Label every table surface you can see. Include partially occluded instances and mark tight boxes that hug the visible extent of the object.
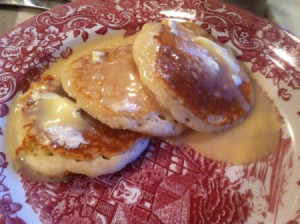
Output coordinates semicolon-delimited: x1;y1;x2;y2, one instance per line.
0;0;299;36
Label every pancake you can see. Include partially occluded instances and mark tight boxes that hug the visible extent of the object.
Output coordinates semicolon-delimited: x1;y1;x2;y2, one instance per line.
133;21;254;132
60;45;185;137
15;76;150;178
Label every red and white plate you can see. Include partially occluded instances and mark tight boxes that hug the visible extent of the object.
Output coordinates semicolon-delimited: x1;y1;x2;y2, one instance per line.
0;0;300;223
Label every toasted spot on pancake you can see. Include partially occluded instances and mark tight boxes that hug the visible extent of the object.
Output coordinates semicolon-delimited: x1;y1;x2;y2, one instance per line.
60;45;185;136
16;76;149;177
133;21;254;132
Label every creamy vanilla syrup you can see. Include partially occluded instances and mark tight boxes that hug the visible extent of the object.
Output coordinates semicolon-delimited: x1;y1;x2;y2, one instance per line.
6;93;27;169
5;97;75;182
6;85;92;169
5;29;282;170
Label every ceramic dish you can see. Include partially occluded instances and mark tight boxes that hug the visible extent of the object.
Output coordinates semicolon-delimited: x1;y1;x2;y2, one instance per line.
0;0;299;223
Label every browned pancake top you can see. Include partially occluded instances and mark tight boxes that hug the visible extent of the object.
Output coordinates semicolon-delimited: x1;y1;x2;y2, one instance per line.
17;121;144;161
154;23;253;126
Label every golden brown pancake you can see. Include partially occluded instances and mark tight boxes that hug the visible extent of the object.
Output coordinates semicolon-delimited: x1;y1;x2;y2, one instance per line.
15;76;150;178
60;45;185;137
133;21;254;132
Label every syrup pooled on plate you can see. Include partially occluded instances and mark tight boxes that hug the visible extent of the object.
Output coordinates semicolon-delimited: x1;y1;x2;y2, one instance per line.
166;83;281;164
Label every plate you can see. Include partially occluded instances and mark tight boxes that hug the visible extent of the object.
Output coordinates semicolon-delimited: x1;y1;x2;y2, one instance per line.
0;0;300;223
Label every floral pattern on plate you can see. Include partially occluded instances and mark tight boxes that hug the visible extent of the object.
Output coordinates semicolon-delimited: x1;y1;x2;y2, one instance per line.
0;0;299;223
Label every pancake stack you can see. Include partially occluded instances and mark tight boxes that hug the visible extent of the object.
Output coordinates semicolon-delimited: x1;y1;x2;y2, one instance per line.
15;21;254;179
